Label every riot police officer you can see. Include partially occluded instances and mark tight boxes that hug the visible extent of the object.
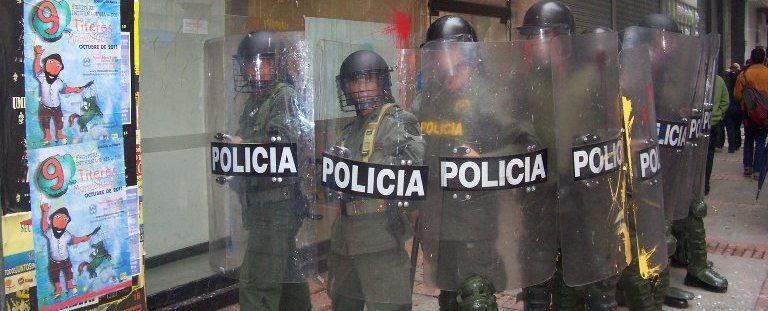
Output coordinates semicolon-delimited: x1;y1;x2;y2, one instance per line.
230;30;312;311
518;2;628;310
638;13;728;309
327;50;425;311
415;15;511;311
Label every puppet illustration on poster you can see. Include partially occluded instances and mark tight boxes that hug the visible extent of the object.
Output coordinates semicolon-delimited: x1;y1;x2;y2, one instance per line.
28;141;132;311
24;0;122;149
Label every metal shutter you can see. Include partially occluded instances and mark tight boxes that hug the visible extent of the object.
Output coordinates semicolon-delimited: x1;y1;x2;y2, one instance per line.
560;0;613;33
616;0;662;31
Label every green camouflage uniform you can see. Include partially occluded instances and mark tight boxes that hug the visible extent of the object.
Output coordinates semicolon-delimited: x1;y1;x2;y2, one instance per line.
328;104;425;311
237;82;311;311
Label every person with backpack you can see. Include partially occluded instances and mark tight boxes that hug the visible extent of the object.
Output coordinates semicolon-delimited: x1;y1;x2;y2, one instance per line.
734;47;768;179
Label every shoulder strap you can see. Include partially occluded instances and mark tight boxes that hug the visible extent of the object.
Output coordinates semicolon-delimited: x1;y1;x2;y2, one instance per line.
361;103;398;162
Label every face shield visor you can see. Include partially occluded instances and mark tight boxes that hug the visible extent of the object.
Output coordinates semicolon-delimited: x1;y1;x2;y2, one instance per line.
336;69;393;113
233;53;277;93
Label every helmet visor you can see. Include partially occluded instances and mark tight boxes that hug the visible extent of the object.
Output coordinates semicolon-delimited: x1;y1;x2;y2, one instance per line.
233;54;277;92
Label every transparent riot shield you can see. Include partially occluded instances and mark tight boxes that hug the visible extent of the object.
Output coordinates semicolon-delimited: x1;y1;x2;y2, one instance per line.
204;27;321;287
686;35;721;216
415;40;557;291
553;32;630;286
619;47;668;278
315;40;427;305
623;26;705;221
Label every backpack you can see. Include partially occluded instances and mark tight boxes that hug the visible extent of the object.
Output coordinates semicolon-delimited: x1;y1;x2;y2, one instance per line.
740;69;768;128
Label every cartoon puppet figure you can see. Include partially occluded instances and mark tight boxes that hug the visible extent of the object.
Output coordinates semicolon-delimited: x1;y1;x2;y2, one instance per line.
32;45;92;143
40;203;100;297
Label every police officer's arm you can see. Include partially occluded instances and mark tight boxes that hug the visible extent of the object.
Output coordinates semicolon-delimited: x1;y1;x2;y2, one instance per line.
378;109;425;165
266;85;304;143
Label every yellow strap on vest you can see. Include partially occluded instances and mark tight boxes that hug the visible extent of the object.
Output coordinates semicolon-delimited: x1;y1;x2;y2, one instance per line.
361;103;398;162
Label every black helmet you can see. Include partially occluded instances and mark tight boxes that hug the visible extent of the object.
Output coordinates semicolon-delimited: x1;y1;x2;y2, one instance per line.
518;0;575;37
456;275;499;311
336;50;394;113
638;14;681;33
234;30;279;93
582;26;613;34
424;15;478;45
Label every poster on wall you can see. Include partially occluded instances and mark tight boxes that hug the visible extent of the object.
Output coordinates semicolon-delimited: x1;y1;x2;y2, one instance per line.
28;141;134;311
24;0;123;149
3;212;38;311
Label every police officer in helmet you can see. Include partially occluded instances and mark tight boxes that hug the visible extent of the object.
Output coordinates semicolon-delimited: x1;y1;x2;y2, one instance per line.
328;49;424;311
416;15;508;311
638;13;728;309
517;0;575;39
231;30;312;311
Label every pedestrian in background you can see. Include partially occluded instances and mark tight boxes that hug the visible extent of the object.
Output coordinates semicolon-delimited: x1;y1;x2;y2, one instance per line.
706;75;730;194
723;62;743;153
734;47;768;179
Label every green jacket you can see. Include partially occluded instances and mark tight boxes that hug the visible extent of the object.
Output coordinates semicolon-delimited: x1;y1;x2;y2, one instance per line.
236;82;307;230
331;104;425;256
711;75;729;126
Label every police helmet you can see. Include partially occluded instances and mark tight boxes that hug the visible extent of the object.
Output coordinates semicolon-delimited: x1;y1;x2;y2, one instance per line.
424;15;478;45
234;30;279;93
517;0;575;37
336;50;394;113
638;14;681;33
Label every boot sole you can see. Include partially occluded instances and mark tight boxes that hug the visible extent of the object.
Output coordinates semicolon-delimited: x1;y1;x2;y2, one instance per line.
664;297;689;309
684;275;727;293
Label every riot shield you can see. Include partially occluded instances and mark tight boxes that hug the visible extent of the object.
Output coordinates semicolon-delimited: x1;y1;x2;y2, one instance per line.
685;35;720;217
415;40;557;291
623;26;705;221
204;28;321;286
619;47;668;278
315;40;427;305
553;32;630;286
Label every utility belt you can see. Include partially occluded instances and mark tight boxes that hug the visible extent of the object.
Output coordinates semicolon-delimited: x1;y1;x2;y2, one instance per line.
247;185;295;203
340;199;389;217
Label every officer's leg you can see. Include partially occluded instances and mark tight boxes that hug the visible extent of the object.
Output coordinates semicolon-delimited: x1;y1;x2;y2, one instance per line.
357;249;413;311
670;218;687;267
239;229;286;311
278;281;311;311
523;281;552;311
328;252;366;311
446;240;505;311
437;240;460;311
617;227;657;311
582;276;619;311
438;291;460;311
278;224;312;311
550;258;583;311
683;205;728;293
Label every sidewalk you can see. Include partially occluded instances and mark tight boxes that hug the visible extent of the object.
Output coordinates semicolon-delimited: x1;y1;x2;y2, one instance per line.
219;144;768;311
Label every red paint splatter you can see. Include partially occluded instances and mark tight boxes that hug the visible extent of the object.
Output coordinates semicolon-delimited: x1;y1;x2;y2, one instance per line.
382;8;411;48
